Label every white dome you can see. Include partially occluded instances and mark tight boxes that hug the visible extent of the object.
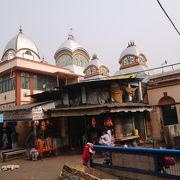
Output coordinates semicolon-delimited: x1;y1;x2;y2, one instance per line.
2;28;40;60
115;41;148;76
87;55;105;67
54;34;89;58
57;39;82;52
84;54;110;79
119;42;142;60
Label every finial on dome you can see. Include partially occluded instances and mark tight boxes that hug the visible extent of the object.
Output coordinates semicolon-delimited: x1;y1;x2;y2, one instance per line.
68;28;74;40
127;41;136;47
41;56;48;64
92;54;98;60
19;25;22;33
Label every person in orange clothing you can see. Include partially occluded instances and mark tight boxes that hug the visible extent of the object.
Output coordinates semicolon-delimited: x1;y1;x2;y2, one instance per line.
35;136;44;159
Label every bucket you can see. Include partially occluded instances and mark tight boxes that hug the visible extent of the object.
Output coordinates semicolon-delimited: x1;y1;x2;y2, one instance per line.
134;129;139;136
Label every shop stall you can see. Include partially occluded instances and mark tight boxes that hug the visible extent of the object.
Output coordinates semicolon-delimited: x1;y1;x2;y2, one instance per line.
1;101;65;159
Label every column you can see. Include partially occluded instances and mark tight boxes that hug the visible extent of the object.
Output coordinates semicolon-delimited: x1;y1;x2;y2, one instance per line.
138;81;143;102
128;83;132;102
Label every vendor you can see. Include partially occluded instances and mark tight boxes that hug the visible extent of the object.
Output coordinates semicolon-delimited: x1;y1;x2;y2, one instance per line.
35;135;44;159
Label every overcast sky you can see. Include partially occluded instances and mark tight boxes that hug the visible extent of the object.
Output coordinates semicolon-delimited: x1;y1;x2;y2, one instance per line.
1;0;180;74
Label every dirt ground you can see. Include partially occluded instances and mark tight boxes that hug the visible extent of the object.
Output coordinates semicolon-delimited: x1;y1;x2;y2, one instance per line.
0;153;82;180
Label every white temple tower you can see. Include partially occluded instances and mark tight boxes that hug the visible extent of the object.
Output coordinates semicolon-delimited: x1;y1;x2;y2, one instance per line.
54;31;90;76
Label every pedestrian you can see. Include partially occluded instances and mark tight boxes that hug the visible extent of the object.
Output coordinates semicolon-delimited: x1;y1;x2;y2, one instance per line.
82;140;95;166
2;129;8;149
99;130;111;164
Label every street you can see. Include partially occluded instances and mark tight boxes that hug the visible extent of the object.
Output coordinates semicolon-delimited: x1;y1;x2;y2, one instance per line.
0;153;82;180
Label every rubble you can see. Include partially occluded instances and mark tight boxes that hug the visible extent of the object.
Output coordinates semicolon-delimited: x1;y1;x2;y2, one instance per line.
1;164;20;171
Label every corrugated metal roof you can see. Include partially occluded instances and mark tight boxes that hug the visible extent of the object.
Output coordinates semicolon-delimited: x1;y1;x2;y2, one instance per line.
51;102;153;117
1;101;53;112
53;102;152;111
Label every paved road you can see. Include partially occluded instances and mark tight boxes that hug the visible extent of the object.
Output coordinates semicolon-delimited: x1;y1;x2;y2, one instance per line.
0;154;82;180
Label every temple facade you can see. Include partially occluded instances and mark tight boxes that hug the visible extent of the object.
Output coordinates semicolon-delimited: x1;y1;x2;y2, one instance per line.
0;28;180;151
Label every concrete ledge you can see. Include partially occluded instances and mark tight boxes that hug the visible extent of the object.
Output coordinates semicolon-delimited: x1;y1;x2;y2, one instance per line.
60;164;117;180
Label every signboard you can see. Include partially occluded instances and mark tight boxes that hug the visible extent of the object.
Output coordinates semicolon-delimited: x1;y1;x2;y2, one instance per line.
0;113;3;123
32;106;44;120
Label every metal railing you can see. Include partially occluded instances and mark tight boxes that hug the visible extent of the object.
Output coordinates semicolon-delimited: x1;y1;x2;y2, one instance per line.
91;145;180;179
127;62;180;76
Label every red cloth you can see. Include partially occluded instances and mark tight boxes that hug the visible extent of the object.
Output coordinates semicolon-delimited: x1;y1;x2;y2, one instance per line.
82;143;94;166
164;156;175;166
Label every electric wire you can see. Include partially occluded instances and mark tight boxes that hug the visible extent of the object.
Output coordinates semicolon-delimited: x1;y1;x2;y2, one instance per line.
156;0;180;36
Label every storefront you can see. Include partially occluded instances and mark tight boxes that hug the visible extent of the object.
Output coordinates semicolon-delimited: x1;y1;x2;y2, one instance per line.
51;103;153;148
1;101;64;153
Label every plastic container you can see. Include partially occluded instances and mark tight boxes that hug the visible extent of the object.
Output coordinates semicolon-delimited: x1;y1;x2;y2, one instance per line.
134;129;139;136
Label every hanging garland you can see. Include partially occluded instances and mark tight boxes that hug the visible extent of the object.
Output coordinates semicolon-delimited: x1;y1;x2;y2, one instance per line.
41;121;46;131
104;118;113;127
91;117;96;127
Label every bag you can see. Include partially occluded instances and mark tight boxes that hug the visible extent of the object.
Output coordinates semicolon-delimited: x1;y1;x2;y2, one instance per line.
164;156;175;166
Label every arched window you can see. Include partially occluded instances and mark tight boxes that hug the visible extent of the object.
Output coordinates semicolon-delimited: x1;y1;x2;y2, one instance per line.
159;96;178;126
25;50;32;56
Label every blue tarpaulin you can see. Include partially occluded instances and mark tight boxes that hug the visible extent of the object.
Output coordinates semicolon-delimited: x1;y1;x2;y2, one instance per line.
0;113;3;123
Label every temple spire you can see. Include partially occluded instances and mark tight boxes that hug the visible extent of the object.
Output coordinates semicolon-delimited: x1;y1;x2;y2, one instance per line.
19;25;22;33
68;28;74;40
92;54;98;60
127;41;136;47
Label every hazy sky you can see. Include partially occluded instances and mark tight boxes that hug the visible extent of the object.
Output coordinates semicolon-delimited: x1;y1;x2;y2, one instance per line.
1;0;180;74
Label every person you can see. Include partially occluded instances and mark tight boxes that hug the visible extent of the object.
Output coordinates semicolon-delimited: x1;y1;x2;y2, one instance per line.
107;127;115;146
2;129;8;149
99;130;111;146
82;140;95;166
99;130;111;164
35;136;44;159
6;124;13;149
82;133;87;147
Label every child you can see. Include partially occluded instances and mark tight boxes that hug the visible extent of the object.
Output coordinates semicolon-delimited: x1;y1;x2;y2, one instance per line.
82;141;95;166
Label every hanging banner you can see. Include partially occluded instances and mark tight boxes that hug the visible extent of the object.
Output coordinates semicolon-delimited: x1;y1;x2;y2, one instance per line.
32;106;44;120
0;113;3;123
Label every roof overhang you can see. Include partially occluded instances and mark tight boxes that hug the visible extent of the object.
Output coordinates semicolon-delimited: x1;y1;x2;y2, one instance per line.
51;103;153;117
0;57;78;78
63;73;143;89
2;100;61;122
